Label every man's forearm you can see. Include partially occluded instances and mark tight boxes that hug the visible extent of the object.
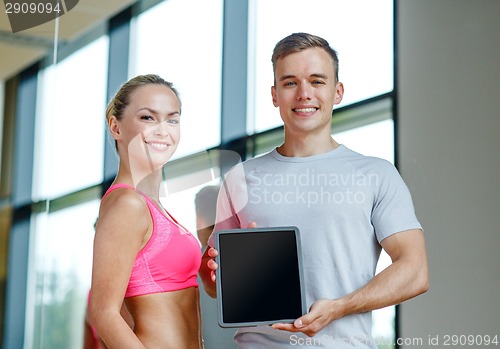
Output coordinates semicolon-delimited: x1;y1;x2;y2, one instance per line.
340;255;429;317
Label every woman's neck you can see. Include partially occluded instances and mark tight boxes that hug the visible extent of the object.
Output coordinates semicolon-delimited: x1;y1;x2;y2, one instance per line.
115;168;164;201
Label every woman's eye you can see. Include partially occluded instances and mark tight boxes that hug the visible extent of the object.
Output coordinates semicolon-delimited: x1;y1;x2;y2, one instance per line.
140;115;154;121
167;118;180;125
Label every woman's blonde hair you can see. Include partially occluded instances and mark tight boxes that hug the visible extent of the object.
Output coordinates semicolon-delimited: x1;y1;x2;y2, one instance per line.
106;74;181;123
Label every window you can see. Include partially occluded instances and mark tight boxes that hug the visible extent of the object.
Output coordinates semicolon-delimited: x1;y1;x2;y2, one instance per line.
33;36;109;200
162;178;221;242
248;0;394;133
26;200;99;349
335;119;395;164
335;118;396;347
161;149;225;240
25;34;109;349
132;0;223;159
3;1;398;347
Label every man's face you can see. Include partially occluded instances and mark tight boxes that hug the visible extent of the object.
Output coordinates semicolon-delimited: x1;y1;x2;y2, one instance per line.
271;47;343;136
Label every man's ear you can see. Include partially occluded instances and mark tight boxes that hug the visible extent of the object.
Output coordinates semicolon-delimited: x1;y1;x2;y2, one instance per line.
334;82;344;105
108;116;122;140
271;85;279;107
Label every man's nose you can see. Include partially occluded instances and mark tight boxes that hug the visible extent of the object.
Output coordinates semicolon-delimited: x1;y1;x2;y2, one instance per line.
296;83;312;100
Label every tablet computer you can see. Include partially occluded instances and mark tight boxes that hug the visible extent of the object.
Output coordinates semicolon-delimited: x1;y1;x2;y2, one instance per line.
214;226;306;328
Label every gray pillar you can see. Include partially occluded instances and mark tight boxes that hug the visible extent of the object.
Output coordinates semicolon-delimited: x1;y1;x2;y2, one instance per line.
103;7;132;193
220;0;249;172
2;64;38;349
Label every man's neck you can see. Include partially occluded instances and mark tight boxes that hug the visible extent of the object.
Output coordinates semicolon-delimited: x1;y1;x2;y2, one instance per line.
278;134;339;157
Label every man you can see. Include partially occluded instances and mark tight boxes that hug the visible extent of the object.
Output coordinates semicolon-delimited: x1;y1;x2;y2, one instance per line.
200;32;429;348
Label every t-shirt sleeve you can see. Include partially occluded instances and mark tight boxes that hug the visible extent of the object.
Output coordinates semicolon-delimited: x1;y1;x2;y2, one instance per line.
371;160;422;242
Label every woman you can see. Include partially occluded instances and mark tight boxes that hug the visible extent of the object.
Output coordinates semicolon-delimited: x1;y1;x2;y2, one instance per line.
90;74;203;348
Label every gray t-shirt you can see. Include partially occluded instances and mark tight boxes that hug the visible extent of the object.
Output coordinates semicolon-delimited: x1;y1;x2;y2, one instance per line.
209;145;422;348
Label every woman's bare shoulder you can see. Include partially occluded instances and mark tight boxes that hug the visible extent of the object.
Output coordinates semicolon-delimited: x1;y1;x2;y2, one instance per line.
97;188;149;236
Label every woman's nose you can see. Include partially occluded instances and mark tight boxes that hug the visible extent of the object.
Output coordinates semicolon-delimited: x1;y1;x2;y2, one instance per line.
154;120;169;137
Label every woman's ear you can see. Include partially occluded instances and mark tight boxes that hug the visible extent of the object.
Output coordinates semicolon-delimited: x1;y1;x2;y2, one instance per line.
108;116;122;140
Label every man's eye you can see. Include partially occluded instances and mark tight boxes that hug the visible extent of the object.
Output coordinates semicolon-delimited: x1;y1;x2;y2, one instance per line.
312;80;325;85
284;81;296;87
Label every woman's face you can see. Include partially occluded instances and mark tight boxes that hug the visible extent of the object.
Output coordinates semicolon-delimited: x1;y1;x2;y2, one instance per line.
111;84;181;171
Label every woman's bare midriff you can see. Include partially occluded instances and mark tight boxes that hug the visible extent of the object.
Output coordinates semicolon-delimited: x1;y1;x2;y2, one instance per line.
124;287;202;349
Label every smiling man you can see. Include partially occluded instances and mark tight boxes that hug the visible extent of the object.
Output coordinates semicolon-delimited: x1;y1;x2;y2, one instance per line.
200;32;429;349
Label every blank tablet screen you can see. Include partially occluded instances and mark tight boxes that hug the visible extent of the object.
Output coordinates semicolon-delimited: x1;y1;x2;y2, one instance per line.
215;226;305;327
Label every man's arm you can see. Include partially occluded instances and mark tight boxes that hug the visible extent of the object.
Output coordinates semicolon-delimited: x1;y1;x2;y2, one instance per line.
273;228;429;337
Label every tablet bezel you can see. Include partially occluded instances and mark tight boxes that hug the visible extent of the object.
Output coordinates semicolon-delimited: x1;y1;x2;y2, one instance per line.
214;226;306;328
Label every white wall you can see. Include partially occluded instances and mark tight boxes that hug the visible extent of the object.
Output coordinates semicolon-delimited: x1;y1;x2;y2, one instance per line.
397;0;500;346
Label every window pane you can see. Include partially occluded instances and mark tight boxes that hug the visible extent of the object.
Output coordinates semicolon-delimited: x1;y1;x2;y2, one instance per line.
33;37;108;200
0;205;11;331
249;0;394;132
133;0;223;159
27;200;99;349
335;119;395;347
162;178;220;241
334;119;394;164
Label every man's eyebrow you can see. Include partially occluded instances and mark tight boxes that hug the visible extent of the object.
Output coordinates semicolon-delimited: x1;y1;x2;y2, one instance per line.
278;73;329;82
310;73;329;79
278;74;296;82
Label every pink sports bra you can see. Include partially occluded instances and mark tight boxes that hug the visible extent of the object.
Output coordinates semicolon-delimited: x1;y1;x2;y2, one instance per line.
102;183;201;297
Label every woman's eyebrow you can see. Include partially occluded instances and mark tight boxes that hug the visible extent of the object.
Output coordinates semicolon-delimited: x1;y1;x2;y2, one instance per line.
136;108;180;116
135;107;158;114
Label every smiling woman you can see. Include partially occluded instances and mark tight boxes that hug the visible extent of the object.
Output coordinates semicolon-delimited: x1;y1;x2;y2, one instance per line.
90;74;203;349
106;78;182;181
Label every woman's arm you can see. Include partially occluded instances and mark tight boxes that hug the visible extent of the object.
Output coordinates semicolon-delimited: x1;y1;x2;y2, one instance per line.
90;190;149;349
